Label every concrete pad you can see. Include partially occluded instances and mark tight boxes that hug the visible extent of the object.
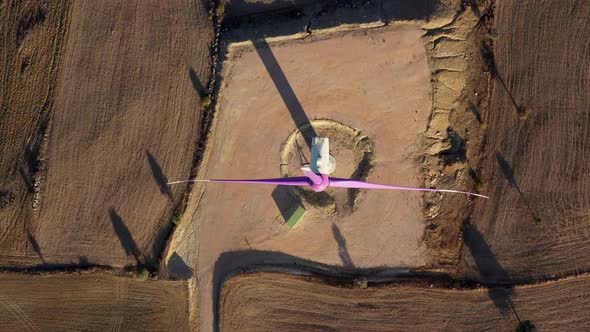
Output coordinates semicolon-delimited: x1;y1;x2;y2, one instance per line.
196;24;432;329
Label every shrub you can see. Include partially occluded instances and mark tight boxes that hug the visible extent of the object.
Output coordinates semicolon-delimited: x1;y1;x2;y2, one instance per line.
216;2;226;18
490;29;500;40
517;105;529;120
134;267;149;281
200;96;212;108
172;213;182;226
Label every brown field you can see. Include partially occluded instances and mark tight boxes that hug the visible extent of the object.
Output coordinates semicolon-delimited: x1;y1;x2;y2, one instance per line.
0;0;70;266
0;272;189;331
225;0;316;17
221;272;590;331
2;0;589;330
24;0;213;268
459;1;590;281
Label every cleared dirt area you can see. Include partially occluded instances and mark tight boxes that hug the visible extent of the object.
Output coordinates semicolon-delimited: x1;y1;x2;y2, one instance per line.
25;0;213;268
221;271;590;331
185;24;434;330
459;1;590;281
0;0;70;266
0;272;189;331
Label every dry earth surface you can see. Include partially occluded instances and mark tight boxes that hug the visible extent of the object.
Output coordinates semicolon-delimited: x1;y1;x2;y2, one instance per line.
0;272;190;331
0;0;70;266
27;0;212;268
221;271;590;331
459;0;590;281
1;0;213;330
2;0;589;331
188;24;435;330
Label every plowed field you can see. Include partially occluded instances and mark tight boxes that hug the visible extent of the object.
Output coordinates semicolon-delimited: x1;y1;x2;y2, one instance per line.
460;0;590;281
28;0;212;268
221;272;590;331
0;272;189;331
0;0;70;266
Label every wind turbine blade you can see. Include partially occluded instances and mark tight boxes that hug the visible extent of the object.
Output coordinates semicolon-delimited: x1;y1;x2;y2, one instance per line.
328;178;488;199
168;177;311;187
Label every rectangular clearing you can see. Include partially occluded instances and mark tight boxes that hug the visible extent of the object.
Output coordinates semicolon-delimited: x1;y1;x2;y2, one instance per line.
193;24;433;330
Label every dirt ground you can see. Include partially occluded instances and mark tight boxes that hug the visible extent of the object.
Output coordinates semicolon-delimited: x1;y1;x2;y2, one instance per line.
185;23;437;330
2;0;589;330
459;1;590;281
19;0;213;268
0;271;190;331
0;0;70;266
221;271;590;331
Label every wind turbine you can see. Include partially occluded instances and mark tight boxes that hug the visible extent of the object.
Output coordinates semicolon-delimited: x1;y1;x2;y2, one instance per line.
168;137;488;199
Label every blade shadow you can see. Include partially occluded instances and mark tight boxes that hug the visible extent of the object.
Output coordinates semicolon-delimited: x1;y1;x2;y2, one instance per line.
332;223;354;268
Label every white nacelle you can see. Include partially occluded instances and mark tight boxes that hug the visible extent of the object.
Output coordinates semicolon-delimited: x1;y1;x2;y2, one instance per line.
310;137;336;175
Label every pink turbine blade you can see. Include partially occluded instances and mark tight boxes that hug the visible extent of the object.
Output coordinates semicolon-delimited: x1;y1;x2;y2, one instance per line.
168;176;311;187
329;178;488;199
301;167;323;185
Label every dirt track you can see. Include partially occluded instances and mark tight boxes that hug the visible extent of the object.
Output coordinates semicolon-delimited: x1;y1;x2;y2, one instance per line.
221;271;590;331
0;272;189;331
25;0;213;268
459;0;590;281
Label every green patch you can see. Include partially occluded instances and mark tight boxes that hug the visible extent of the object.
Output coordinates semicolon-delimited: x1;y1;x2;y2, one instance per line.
285;205;306;228
200;96;212;108
172;213;182;226
134;267;149;281
216;2;226;18
517;105;529;120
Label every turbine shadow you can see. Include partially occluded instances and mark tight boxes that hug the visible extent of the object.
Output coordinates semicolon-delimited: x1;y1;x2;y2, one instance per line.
252;38;316;148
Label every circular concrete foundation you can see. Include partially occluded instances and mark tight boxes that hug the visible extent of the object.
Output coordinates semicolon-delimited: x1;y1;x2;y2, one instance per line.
280;119;374;214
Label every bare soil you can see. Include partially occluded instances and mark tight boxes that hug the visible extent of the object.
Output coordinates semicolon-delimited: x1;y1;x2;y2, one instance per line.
188;24;434;330
459;0;590;281
25;0;213;268
221;271;590;331
0;271;190;331
0;0;70;266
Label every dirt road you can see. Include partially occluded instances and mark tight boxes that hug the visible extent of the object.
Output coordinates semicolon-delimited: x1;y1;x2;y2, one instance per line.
460;0;590;281
221;271;590;331
0;272;189;331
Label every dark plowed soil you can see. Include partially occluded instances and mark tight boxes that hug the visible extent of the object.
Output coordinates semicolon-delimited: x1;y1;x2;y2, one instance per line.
0;272;190;331
221;272;590;331
459;1;590;281
27;0;213;269
0;0;71;265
